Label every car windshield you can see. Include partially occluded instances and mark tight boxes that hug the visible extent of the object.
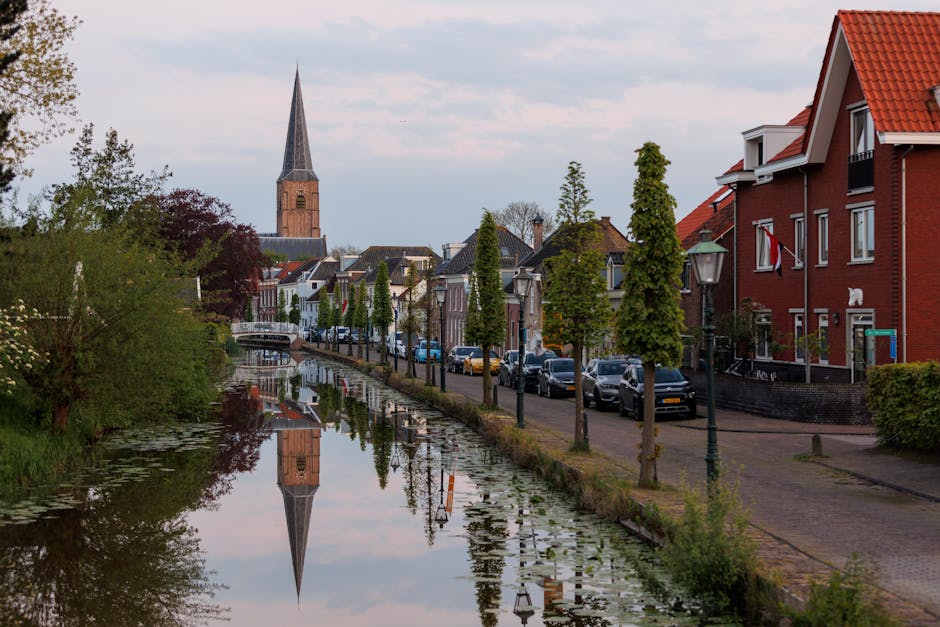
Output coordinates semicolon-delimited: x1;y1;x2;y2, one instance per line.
550;359;575;372
634;366;687;383
598;362;626;376
525;352;555;366
469;349;482;358
455;347;474;356
429;342;439;350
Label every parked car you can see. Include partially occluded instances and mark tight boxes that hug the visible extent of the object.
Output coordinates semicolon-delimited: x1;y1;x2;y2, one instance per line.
386;331;404;357
446;346;476;374
463;348;501;376
617;364;696;420
537;357;577;398
521;350;557;392
326;326;349;343
415;340;442;363
582;358;629;409
498;350;519;386
349;328;360;343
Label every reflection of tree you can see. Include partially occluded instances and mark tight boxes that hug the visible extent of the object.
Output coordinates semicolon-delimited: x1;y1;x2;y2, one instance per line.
370;418;393;489
0;451;225;624
344;397;369;451
315;382;342;423
201;385;271;505
464;494;507;627
402;441;419;514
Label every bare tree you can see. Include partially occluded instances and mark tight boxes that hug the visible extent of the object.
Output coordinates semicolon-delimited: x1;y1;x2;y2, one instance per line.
491;201;554;246
329;243;362;258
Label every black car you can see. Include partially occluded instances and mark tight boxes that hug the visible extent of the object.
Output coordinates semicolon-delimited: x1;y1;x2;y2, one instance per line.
498;350;519;386
617;364;696;420
446;346;475;374
582;358;628;409
537;357;577;398
521;350;557;392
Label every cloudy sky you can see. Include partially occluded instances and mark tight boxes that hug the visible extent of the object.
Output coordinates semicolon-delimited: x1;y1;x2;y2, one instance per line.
16;1;940;251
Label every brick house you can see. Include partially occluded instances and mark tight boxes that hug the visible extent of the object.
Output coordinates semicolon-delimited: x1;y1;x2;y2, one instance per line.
715;10;940;383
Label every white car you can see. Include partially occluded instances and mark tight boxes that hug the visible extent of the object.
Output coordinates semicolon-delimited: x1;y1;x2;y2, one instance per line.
386;331;404;356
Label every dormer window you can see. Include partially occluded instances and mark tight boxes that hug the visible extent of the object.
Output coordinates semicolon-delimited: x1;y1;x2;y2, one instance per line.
848;105;874;191
746;136;764;169
850;106;874;156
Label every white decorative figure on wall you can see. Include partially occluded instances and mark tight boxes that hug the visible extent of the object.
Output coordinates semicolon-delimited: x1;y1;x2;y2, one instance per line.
848;288;864;307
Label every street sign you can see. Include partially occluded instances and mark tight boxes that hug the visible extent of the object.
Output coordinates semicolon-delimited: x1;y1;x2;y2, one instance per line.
890;334;897;361
865;328;896;337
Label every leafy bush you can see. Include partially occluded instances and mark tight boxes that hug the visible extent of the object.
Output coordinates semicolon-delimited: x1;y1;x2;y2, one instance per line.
659;477;757;618
867;362;940;452
789;555;898;626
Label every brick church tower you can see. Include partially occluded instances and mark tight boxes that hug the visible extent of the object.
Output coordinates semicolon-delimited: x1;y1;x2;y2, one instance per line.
276;68;320;237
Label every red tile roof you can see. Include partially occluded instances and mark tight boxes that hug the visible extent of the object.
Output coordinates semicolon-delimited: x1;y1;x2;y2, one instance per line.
840;10;940;133
676;186;734;245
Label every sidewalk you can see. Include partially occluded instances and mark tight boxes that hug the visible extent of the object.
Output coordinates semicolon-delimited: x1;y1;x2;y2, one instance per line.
311;343;940;624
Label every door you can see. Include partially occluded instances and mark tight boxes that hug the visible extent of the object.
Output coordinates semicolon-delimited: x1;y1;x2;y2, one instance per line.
850;313;874;383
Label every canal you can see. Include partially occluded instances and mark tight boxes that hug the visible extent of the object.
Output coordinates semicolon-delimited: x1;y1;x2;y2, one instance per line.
0;351;699;625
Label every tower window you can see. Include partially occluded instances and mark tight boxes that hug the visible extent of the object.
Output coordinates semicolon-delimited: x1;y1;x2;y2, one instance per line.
296;192;306;210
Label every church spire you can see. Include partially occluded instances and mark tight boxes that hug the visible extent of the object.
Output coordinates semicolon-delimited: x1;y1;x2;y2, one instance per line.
278;68;318;183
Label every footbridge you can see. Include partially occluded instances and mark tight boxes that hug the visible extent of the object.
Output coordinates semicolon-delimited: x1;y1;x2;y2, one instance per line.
231;322;304;349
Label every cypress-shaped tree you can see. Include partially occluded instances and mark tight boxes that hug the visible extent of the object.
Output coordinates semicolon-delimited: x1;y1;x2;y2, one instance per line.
372;261;393;364
466;210;505;407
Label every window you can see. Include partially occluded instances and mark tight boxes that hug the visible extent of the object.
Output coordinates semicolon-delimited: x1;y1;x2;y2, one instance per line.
851;107;874;155
755;222;773;270
296;192;306;210
851;205;874;261
817;213;829;265
680;259;691;292
755;312;772;360
793;217;805;267
794;313;805;362
817;313;830;364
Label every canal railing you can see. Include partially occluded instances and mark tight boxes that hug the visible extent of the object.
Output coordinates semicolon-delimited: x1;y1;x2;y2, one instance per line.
230;322;304;348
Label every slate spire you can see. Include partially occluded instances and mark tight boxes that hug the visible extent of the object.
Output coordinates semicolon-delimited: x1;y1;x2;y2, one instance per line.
278;68;318;183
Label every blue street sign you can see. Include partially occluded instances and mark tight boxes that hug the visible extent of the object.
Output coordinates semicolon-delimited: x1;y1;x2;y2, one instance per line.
889;333;897;360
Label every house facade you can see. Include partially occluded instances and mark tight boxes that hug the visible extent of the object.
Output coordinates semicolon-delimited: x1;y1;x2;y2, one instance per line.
716;10;940;382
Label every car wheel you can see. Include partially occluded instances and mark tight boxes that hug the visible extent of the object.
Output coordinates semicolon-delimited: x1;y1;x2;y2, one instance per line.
618;395;627;416
583;392;590;408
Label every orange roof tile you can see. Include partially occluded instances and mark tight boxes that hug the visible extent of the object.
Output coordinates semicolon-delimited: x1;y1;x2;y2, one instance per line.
676;186;734;243
840;10;940;133
720;159;744;177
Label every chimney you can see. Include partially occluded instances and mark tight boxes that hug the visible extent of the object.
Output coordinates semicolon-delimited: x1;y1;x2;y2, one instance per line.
533;215;544;251
600;216;611;226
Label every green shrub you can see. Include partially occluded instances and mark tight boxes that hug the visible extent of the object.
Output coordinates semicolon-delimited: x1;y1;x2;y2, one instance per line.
867;362;940;452
659;477;757;618
789;555;898;627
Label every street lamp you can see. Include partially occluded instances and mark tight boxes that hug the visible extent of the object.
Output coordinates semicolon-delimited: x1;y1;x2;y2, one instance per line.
435;444;451;529
686;229;728;488
364;292;372;363
393;293;400;373
513;268;535;429
434;280;447;393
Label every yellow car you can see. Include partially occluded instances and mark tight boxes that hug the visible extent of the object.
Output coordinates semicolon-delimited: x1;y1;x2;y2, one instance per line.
462;348;501;375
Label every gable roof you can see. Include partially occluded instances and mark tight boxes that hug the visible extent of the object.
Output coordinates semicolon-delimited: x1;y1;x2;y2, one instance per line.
346;245;442;275
676;187;735;245
438;226;532;276
259;236;328;261
519;216;627;271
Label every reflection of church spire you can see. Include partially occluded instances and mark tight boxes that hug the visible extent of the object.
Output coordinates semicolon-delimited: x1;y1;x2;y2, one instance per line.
274;411;321;599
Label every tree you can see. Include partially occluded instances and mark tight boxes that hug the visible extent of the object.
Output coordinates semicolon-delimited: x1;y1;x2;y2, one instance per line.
615;142;685;488
354;281;367;358
289;293;300;326
0;0;80;178
465;210;505;407
275;291;288;323
401;261;420;377
315;289;330;346
543;161;608;450
156;189;266;321
492;201;555;246
0;298;41;395
372;261;392;364
329;243;362;259
0;0;27;193
343;286;356;356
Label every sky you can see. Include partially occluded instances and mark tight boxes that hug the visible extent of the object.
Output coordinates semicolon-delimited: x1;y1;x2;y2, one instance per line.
15;1;940;252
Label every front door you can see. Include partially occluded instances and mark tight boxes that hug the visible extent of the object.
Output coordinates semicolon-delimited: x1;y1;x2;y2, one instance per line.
850;313;874;383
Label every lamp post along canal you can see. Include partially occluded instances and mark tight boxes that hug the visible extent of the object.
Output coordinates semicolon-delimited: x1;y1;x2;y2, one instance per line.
434;279;447;393
393;293;399;373
364;293;372;363
686;229;727;489
513;269;534;429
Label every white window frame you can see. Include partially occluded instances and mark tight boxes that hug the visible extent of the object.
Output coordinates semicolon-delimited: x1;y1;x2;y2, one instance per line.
793;216;805;268
851;205;875;262
817;312;830;365
850;106;874;155
794;312;805;362
755;311;772;360
680;259;692;293
817;212;829;266
755;220;773;271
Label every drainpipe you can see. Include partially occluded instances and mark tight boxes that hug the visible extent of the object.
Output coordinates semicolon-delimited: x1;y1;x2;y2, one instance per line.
729;183;738;359
900;144;914;362
799;168;809;384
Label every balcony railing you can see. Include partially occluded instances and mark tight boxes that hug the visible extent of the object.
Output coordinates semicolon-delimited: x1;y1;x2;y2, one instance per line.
848;150;874;190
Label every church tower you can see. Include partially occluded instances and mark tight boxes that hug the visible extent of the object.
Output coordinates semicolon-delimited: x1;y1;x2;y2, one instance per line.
276;68;320;238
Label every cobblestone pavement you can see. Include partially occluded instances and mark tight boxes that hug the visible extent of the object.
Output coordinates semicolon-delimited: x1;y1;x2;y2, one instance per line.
320;346;940;623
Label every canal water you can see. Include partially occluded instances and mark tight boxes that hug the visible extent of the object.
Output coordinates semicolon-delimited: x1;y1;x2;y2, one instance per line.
0;351;701;626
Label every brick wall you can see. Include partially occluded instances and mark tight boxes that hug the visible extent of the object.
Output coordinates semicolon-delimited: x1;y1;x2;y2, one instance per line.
689;371;871;424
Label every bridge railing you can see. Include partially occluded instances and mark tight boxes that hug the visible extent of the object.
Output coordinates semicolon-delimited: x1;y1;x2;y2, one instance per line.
231;321;302;336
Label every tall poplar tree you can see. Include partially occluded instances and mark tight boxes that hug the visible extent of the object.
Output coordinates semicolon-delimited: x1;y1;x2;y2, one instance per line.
466;210;505;407
401;261;420;377
543;161;608;450
615;142;685;488
372;261;392;364
354;281;367;358
316;290;330;346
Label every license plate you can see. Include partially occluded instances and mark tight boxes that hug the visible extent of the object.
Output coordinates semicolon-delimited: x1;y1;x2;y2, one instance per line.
567;385;575;391
662;397;680;404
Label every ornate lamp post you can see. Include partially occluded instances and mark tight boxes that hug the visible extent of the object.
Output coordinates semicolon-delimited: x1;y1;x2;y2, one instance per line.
393;293;400;373
434;280;447;392
435;444;451;529
513;269;534;429
686;229;728;489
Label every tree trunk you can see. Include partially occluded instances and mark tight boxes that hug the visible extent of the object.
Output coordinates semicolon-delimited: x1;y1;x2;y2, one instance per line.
639;360;658;487
53;401;71;430
573;342;586;450
482;346;492;407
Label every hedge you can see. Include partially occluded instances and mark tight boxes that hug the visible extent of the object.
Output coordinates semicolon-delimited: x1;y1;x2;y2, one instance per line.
867;362;940;452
